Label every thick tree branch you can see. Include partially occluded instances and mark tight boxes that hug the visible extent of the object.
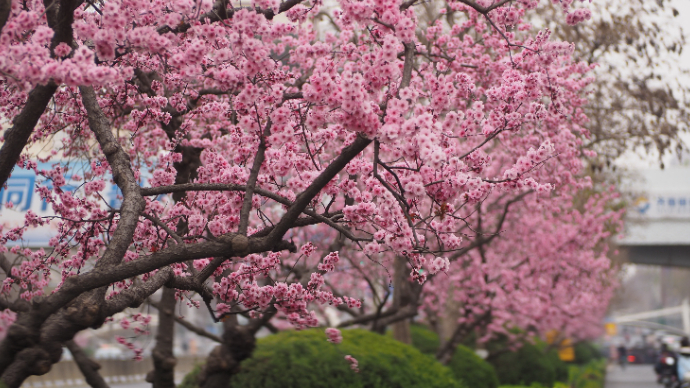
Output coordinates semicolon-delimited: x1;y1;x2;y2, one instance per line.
65;340;109;388
239;120;271;235
457;0;513;15
102;269;173;316
157;0;305;34
0;0;10;35
79;85;147;270
0;83;57;190
266;135;372;245
400;42;416;91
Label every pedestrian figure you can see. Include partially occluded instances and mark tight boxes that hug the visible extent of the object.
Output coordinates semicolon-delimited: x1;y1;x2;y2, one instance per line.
617;345;628;370
678;337;690;385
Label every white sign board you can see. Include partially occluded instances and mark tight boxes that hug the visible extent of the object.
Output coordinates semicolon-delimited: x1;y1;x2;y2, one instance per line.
0;162;123;247
631;193;690;219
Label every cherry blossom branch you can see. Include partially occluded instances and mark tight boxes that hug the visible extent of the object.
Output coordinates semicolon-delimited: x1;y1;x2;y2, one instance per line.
239;119;271;235
246;305;278;335
445;190;533;264
0;85;151;385
80;86;147;270
457;0;514;15
266;134;372;246
157;0;305;34
0;83;58;190
0;0;85;189
142;183;365;241
141;212;183;245
458;127;509;160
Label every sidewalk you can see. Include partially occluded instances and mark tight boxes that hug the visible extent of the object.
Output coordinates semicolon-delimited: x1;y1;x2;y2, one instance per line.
606;364;658;388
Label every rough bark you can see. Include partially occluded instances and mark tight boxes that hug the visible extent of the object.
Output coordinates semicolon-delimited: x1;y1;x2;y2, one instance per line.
391;256;413;344
148;287;177;388
198;318;256;388
0;0;10;35
65;340;109;388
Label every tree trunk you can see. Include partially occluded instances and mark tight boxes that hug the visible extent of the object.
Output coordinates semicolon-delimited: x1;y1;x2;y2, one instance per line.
148;287;177;388
0;0;11;36
65;340;109;388
436;324;468;365
199;318;256;388
391;256;412;344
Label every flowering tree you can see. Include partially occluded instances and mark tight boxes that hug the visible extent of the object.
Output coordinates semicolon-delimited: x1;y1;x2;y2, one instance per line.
0;0;618;386
428;189;622;362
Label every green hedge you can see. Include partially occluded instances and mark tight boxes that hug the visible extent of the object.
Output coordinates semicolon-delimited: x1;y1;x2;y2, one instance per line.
545;347;568;383
573;342;603;365
496;359;606;388
386;323;499;388
448;345;500;388
566;359;606;388
180;329;464;388
409;324;441;355
489;342;567;388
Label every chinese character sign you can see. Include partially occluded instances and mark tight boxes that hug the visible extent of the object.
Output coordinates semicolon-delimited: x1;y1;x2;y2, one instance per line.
632;193;690;219
0;162;127;247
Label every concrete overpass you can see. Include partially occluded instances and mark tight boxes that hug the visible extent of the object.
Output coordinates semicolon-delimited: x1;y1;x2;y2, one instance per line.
617;167;690;268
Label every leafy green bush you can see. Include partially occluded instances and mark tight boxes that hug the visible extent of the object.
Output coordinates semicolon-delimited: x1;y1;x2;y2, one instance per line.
447;345;499;388
385;323;440;355
498;384;547;388
566;359;606;388
573;342;603;365
544;347;568;383
226;329;463;388
490;343;559;388
409;324;441;355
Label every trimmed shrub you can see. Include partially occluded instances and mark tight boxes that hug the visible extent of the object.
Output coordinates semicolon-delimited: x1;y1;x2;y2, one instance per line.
447;345;500;388
544;347;568;383
498;384;547;388
409;324;441;355
490;343;557;388
574;341;603;365
226;329;463;388
566;359;606;388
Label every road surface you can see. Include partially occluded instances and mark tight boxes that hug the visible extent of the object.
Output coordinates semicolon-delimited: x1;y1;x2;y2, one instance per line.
606;364;659;388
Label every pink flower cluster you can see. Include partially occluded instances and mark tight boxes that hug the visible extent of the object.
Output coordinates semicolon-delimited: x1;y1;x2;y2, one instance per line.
325;328;342;344
345;355;359;373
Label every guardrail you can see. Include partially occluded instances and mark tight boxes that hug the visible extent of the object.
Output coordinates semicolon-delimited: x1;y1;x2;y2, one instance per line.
22;355;206;387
